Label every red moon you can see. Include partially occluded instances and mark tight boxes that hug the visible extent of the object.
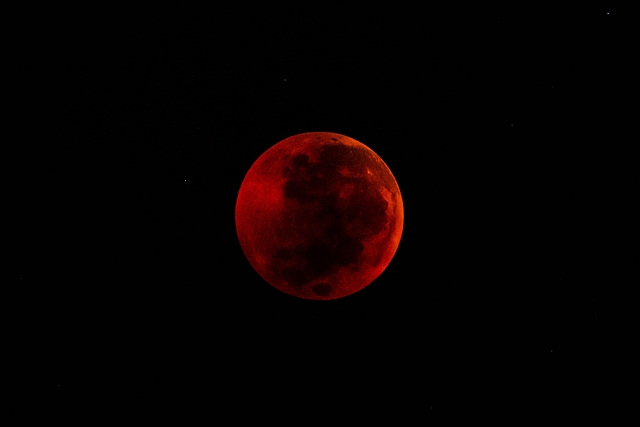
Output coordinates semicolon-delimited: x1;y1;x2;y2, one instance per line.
235;132;403;300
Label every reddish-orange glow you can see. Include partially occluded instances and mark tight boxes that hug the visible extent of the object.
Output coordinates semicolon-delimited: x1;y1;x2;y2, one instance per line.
235;132;403;300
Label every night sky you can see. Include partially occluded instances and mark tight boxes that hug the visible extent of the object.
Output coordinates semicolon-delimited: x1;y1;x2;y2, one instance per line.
22;5;629;415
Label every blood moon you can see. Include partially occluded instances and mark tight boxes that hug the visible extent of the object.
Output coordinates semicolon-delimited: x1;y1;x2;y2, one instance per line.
235;132;403;300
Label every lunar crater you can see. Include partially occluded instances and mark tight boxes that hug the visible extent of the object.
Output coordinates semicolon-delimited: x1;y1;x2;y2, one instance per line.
312;283;333;296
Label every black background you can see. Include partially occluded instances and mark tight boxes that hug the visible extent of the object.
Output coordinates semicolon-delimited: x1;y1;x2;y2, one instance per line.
21;4;631;415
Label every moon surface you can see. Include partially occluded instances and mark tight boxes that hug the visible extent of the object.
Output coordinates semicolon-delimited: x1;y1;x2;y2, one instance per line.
235;132;403;300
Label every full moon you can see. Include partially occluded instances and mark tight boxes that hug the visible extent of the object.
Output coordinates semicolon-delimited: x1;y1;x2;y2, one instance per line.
235;132;403;300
